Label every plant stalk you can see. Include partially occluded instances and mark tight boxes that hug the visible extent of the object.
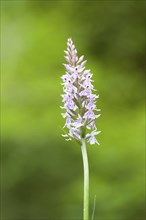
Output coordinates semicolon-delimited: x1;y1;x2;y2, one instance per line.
81;139;89;220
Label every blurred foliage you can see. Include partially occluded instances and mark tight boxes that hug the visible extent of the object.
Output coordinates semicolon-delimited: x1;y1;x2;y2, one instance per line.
1;1;145;220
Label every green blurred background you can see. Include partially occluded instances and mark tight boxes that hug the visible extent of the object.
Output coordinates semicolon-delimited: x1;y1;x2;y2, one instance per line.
1;1;145;219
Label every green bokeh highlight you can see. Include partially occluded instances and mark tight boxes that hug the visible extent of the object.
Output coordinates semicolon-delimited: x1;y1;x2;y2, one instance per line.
1;1;145;220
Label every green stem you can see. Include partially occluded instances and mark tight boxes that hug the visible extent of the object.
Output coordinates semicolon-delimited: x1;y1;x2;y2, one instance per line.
81;139;89;220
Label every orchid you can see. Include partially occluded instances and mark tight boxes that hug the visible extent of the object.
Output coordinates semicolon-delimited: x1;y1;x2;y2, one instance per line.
61;38;101;145
61;38;101;220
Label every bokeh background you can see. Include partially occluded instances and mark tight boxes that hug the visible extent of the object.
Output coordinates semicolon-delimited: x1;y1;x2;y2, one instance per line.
1;1;145;220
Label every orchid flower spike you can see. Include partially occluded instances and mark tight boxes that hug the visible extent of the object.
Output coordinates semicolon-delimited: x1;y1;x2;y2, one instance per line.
61;38;101;145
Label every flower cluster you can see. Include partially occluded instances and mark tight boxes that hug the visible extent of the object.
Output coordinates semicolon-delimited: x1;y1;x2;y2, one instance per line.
61;38;101;145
